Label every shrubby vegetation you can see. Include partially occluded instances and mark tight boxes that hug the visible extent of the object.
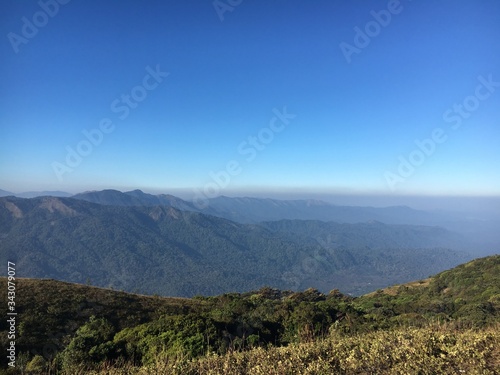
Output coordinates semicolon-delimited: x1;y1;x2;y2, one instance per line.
0;255;499;373
81;324;499;375
354;255;500;330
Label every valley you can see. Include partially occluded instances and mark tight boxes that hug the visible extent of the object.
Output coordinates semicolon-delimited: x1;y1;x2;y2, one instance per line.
0;191;480;297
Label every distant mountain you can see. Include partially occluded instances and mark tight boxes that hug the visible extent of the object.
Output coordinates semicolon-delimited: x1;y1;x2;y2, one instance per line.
261;219;469;251
203;196;441;225
72;189;197;211
0;196;472;296
69;190;500;254
71;190;440;225
0;189;14;197
0;189;72;198
16;190;72;198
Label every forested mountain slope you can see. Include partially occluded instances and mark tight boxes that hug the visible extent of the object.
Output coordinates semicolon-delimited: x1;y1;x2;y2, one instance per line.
0;196;471;296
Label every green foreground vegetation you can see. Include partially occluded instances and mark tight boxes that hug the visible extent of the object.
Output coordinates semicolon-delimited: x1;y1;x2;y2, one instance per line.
1;255;499;374
83;324;500;375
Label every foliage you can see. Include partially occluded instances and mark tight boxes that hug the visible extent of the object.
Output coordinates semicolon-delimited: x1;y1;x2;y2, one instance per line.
354;254;500;329
0;255;498;373
62;324;500;375
59;316;116;371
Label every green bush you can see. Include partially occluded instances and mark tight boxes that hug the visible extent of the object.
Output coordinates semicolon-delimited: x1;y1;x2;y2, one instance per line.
59;316;115;371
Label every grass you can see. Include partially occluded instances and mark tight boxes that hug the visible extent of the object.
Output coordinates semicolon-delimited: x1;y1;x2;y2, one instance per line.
78;323;500;375
365;277;432;297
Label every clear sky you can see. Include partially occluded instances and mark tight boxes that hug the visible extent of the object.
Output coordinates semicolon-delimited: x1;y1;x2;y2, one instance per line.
1;0;499;203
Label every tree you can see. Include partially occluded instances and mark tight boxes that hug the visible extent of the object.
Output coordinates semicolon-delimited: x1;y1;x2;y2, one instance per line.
60;316;115;371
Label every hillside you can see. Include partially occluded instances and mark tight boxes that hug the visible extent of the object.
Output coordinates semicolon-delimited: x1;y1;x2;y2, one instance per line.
0;278;205;370
72;189;196;211
355;254;500;328
203;195;438;224
71;189;447;225
0;196;472;296
0;256;498;373
0;189;14;197
70;189;500;254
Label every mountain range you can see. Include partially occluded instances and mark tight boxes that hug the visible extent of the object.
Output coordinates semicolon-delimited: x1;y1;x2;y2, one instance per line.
0;191;481;296
65;189;500;252
71;189;449;225
0;189;71;198
3;188;499;247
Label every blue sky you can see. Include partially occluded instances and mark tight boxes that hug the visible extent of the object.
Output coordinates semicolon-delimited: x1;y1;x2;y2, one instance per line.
1;0;499;202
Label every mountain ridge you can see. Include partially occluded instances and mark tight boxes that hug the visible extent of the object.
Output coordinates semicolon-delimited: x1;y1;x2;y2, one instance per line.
68;189;450;225
0;195;472;297
66;189;499;254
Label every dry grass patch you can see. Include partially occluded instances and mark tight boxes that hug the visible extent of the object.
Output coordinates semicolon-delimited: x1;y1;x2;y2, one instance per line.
80;324;499;375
